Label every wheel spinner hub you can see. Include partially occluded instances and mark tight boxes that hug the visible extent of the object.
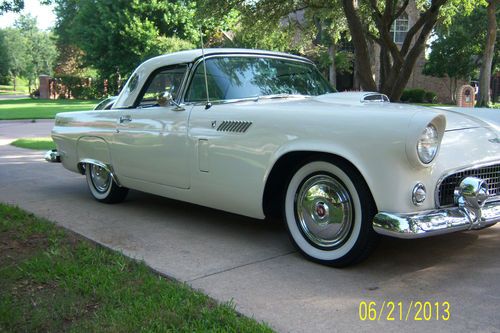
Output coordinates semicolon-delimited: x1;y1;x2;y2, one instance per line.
296;174;353;248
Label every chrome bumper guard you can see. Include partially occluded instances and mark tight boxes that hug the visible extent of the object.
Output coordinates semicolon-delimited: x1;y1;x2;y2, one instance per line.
44;149;61;163
373;176;500;239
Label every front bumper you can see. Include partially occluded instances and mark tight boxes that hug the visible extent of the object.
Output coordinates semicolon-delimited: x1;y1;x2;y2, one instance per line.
373;198;500;239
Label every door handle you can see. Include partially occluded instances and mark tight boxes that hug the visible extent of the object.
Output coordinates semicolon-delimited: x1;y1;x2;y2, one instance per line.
119;115;132;123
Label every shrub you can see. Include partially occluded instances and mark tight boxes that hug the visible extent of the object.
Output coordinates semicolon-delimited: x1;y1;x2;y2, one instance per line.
50;75;110;99
424;91;437;103
400;88;435;103
30;89;40;99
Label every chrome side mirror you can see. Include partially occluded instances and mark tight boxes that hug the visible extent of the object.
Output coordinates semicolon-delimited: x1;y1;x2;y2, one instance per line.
158;91;185;111
157;92;173;107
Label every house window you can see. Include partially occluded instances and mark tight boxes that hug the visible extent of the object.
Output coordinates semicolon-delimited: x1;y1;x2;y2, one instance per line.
391;12;409;44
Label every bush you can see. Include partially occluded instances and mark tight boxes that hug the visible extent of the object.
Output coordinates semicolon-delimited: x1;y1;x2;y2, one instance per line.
51;75;110;100
30;89;40;99
424;91;437;103
400;88;436;103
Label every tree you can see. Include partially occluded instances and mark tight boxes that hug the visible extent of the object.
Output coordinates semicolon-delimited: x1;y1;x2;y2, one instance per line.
423;6;492;102
1;28;28;90
14;15;57;91
0;30;11;83
53;0;237;91
477;0;498;107
203;0;483;100
341;0;486;100
0;0;52;14
0;0;23;14
197;0;350;89
0;15;57;91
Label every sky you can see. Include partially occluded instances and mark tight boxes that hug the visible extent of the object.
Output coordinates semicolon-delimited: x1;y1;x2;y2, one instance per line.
0;0;56;30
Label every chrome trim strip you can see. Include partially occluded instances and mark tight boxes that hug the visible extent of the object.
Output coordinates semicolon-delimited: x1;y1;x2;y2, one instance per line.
78;159;122;187
434;161;500;208
373;198;500;239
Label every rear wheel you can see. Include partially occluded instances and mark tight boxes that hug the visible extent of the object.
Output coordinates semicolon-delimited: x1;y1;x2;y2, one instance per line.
283;158;378;267
85;163;128;203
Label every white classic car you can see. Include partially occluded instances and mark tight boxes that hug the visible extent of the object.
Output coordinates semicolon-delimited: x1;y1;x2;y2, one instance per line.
46;48;500;266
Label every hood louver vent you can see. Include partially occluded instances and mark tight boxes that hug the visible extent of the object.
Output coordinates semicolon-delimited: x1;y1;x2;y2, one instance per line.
217;121;252;133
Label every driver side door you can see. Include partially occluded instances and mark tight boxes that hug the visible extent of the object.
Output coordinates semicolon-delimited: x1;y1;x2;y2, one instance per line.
111;65;191;189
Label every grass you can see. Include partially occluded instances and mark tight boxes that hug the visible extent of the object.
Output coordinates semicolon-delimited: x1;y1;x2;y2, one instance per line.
11;137;56;150
0;98;98;120
0;77;30;94
0;203;273;332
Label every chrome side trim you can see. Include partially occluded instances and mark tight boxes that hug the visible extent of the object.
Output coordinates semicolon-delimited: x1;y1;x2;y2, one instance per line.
44;149;61;163
373;198;500;239
78;159;122;187
434;161;500;208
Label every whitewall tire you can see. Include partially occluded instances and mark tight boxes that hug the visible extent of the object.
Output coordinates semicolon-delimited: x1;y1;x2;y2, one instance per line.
284;158;378;267
85;163;128;203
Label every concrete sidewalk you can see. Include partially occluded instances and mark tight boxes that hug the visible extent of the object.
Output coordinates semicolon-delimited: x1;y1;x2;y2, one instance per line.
1;120;499;333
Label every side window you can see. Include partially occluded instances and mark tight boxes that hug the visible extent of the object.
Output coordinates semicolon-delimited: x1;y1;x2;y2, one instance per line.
137;65;186;107
185;61;225;102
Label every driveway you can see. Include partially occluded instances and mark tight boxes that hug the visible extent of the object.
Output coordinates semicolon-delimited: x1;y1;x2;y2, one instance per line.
1;120;499;333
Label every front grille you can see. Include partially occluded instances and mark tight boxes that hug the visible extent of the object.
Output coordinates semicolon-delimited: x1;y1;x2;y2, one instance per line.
438;164;500;206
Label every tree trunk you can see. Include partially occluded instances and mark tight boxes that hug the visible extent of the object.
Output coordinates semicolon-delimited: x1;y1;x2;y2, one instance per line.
450;77;457;104
477;0;497;107
379;45;391;92
13;75;16;92
328;43;337;89
353;60;360;90
341;0;377;91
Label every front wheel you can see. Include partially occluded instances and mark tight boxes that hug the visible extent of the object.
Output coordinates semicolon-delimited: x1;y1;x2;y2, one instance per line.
284;159;378;267
85;163;128;203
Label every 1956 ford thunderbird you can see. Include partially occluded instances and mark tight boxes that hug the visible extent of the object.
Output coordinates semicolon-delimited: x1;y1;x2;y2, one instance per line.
46;48;500;266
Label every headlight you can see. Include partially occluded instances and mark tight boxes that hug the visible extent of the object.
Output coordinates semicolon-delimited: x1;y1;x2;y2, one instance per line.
417;124;439;164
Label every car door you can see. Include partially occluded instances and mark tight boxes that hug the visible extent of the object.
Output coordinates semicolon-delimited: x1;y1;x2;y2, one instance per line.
111;65;191;189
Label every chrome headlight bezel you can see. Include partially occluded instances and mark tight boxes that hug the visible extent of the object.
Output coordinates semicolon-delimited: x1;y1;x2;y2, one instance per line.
405;114;446;169
417;124;439;164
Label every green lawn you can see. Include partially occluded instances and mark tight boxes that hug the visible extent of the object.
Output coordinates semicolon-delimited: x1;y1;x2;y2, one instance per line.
0;77;30;94
0;203;273;332
0;98;98;120
10;137;56;150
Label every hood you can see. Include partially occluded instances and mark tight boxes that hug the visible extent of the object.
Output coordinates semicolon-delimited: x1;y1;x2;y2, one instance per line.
313;92;495;132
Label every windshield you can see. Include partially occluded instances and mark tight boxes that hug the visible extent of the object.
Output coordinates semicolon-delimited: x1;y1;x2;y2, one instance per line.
185;56;334;102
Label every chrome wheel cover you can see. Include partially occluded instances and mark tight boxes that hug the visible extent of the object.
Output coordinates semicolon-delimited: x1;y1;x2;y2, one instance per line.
295;174;353;248
89;165;111;193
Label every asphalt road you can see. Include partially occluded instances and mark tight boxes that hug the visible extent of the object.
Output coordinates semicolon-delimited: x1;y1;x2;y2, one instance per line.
0;94;29;100
1;120;499;333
